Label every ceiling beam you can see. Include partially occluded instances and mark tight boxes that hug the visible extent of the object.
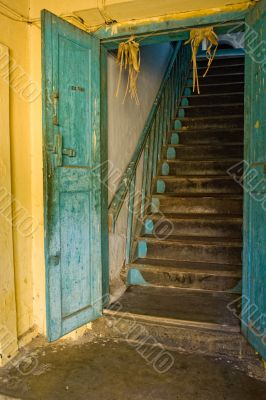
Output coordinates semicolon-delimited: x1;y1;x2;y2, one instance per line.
96;5;249;48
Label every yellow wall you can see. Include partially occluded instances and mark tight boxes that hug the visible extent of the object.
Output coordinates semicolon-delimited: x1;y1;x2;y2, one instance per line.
0;0;34;342
0;42;18;366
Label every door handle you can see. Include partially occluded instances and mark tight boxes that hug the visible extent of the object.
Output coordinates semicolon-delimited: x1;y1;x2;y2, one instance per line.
47;134;76;167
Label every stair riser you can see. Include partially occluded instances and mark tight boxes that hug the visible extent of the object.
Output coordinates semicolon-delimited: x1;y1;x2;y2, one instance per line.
164;146;243;160
137;268;241;291
158;178;243;195
162;161;243;176
192;65;244;76
179;105;244;118
184;93;244;106
147;220;242;239
186;83;244;94
92;317;254;360
175;117;243;130
170;131;243;145
153;198;243;215
139;242;242;265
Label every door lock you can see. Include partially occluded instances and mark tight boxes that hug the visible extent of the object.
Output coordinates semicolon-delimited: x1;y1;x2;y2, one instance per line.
47;134;76;167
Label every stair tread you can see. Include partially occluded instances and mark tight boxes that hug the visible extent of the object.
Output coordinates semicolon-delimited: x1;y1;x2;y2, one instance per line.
147;213;242;221
182;91;244;98
165;143;243;148
180;103;244;109
186;81;244;87
141;235;243;245
189;72;244;78
107;286;240;329
157;175;240;180
153;193;243;198
196;63;244;70
141;233;242;244
164;158;242;163
173;129;243;134
131;258;242;275
176;115;243;121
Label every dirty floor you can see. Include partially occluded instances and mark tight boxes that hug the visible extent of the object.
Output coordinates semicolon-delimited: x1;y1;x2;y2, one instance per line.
0;336;266;400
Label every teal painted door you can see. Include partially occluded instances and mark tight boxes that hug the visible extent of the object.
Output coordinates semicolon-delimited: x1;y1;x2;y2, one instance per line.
243;0;266;358
42;10;102;341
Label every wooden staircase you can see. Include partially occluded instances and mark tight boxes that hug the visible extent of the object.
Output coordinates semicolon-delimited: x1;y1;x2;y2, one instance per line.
99;54;255;359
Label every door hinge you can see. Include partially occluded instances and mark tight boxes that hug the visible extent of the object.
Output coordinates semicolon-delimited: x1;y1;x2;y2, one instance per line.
47;134;76;167
49;253;60;266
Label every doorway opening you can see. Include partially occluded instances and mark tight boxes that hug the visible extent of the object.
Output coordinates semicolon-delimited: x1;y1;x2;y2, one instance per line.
42;1;266;360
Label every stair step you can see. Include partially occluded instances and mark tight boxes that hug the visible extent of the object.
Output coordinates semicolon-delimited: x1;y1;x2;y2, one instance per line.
189;73;244;85
169;130;243;145
135;236;242;265
155;175;242;195
178;103;244;118
106;286;241;331
151;194;243;215
133;258;242;274
174;115;243;130
196;56;244;68
164;144;243;160
161;159;242;176
185;82;244;94
130;259;241;291
193;63;245;75
182;92;244;106
143;213;242;239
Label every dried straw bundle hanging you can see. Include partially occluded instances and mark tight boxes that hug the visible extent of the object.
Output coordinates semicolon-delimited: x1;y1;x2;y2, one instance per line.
116;36;140;105
185;27;218;94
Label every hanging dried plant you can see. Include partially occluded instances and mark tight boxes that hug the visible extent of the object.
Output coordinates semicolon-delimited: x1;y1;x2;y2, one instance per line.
116;36;140;105
185;27;218;94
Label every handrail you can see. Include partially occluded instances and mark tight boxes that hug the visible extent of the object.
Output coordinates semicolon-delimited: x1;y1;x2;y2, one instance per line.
108;40;191;262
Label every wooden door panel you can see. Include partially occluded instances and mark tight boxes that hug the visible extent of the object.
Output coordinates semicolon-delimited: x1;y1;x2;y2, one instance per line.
42;10;102;341
243;0;266;358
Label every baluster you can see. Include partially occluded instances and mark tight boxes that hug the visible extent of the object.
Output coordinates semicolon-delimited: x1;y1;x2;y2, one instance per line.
152;112;160;178
125;173;136;264
141;139;149;218
146;123;156;197
164;83;169;143
158;95;165;160
175;57;179;102
171;69;176;119
164;81;170;141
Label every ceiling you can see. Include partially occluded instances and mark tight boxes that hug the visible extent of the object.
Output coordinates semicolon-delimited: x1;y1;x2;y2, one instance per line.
73;0;253;28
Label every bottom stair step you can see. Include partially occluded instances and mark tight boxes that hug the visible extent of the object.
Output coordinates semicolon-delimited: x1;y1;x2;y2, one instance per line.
107;286;240;331
91;286;255;360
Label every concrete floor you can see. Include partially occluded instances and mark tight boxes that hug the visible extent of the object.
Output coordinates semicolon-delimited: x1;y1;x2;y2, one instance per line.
0;336;266;400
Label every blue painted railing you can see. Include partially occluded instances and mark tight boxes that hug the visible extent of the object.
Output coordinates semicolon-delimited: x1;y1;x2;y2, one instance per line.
108;41;191;263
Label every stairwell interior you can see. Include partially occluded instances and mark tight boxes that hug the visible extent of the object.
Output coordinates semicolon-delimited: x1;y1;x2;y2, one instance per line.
105;50;249;357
